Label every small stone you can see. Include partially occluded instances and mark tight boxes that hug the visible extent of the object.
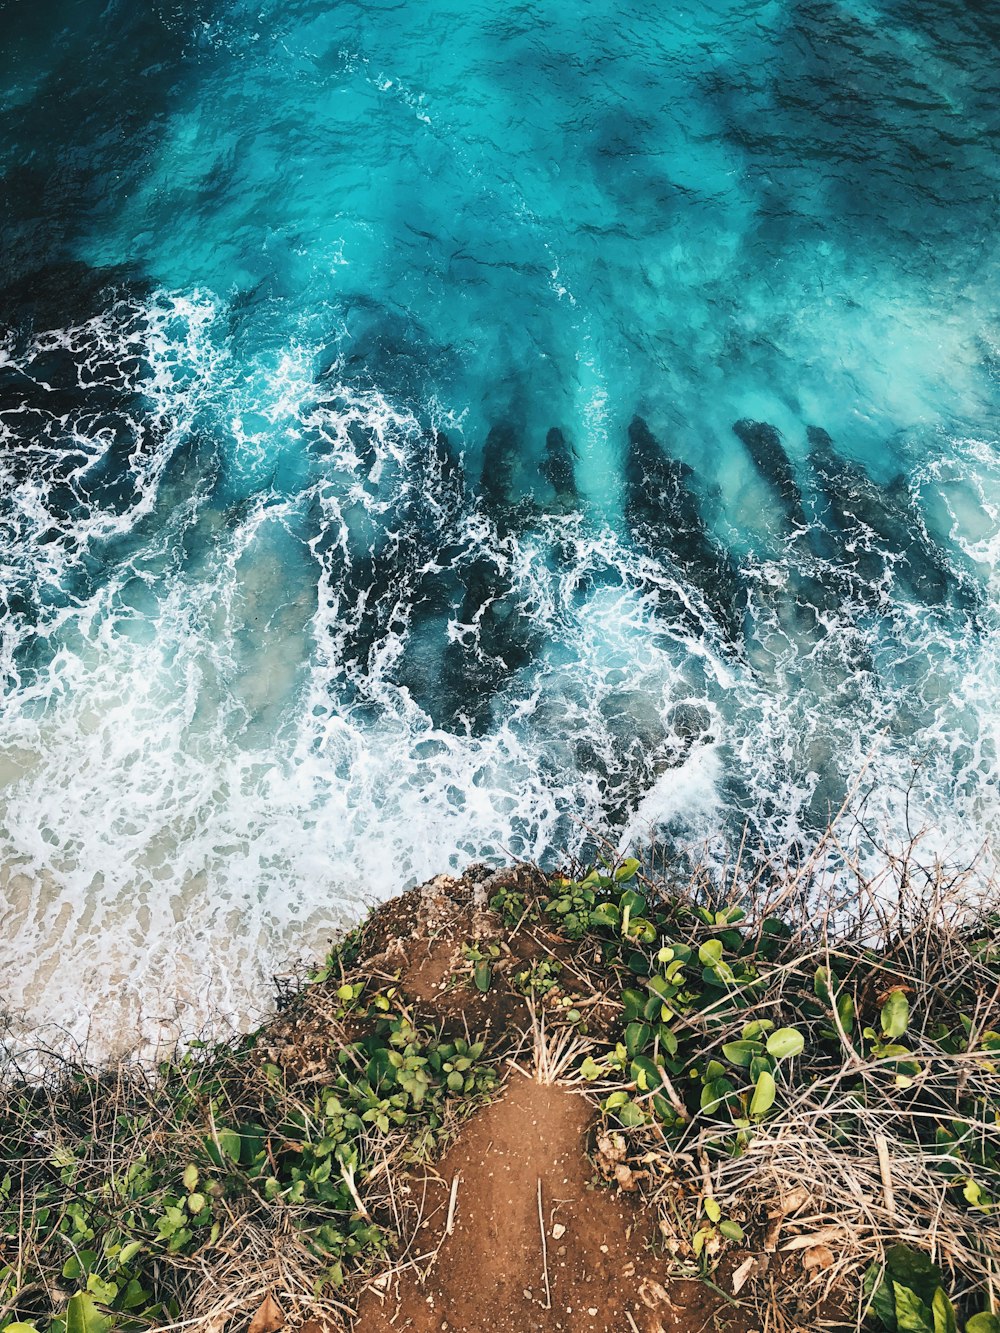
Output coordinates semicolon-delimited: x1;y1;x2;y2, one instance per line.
552;1223;566;1240
588;1310;598;1317
599;1244;609;1254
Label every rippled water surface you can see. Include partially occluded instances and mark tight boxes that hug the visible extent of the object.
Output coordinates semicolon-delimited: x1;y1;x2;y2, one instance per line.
2;0;999;1045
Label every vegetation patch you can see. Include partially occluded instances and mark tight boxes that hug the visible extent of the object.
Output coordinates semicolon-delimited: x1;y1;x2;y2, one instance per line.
487;854;1000;1332
1;851;998;1333
0;969;497;1333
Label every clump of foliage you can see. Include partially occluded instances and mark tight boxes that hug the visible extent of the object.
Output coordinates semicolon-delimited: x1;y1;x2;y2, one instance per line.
3;851;998;1333
864;1244;1000;1333
0;981;496;1333
492;856;1000;1328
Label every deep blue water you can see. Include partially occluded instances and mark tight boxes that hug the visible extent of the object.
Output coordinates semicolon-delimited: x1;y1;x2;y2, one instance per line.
1;0;999;1042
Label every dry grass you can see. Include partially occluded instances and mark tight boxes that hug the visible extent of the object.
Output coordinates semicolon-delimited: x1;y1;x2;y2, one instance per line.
0;958;499;1333
1;833;998;1333
588;846;1000;1330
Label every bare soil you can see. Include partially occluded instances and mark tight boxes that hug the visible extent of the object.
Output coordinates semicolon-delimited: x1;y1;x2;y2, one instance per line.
356;1072;746;1333
267;868;837;1333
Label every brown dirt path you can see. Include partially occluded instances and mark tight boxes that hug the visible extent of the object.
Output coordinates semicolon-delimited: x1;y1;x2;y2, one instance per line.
355;1073;743;1333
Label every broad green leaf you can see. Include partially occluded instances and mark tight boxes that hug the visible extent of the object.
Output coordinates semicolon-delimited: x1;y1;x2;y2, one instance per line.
873;1043;913;1061
837;992;856;1035
881;990;910;1038
122;1280;147;1310
117;1241;143;1268
719;1220;745;1242
218;1129;242;1162
591;904;620;929
885;1246;943;1303
615;857;641;882
722;1040;763;1067
761;917;791;938
749;1069;776;1117
620;888;647;918
474;961;492;992
700;1077;735;1115
863;1266;897;1333
931;1288;956;1333
617;1101;646;1127
704;1197;721;1223
85;1275;118;1306
182;1163;199;1192
892;1281;933;1333
627;916;657;943
65;1293;111;1333
766;1027;804;1060
749;1055;774;1082
631;1054;660;1092
966;1316;1000;1333
698;939;723;966
63;1251;97;1281
814;965;832;1003
624;1021;652;1056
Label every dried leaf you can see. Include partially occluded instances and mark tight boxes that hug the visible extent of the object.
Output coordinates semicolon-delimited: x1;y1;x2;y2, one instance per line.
802;1244;835;1273
614;1162;640;1192
638;1278;675;1310
764;1216;784;1252
776;1185;811;1216
731;1256;756;1295
247;1294;284;1333
596;1132;627;1168
782;1227;849;1252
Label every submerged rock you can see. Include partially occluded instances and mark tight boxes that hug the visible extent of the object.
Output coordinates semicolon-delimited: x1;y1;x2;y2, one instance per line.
540;426;578;506
478;421;519;526
624;415;746;645
731;418;807;530
437;548;542;734
808;425;976;613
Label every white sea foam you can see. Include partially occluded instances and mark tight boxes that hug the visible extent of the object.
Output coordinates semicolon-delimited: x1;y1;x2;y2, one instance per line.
1;288;998;1055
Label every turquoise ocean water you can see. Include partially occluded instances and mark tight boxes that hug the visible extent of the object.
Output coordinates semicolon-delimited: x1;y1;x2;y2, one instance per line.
1;0;998;1044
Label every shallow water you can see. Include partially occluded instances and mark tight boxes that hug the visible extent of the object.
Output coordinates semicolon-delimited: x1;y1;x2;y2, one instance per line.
1;0;999;1046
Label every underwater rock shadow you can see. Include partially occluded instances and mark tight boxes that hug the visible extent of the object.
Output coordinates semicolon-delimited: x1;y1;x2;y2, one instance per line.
623;414;747;648
807;425;980;617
